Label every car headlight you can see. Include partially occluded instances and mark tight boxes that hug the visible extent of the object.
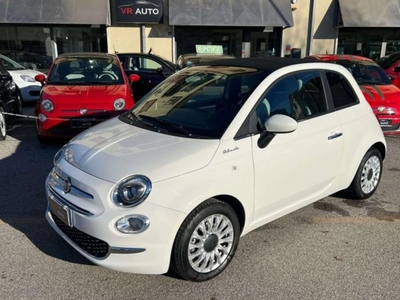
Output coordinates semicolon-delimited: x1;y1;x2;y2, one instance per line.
41;99;54;112
114;98;126;111
53;145;67;166
113;175;152;208
375;106;397;115
20;75;36;83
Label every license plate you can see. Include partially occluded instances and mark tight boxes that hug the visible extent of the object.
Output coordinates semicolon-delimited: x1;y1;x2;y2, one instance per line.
49;196;72;227
379;119;392;127
71;118;97;128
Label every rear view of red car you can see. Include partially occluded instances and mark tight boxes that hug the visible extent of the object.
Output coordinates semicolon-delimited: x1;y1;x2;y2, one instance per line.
305;54;400;135
35;53;135;142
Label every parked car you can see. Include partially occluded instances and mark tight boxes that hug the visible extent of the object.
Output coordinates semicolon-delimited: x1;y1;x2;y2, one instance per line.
45;57;386;281
0;53;45;103
305;54;400;135
116;51;178;101
34;52;135;142
376;52;400;88
0;60;23;140
176;53;235;69
1;51;53;74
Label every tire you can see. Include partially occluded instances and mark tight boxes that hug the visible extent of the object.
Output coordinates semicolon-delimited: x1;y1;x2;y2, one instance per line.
347;148;382;200
15;92;23;116
37;133;51;145
171;199;240;282
0;107;7;141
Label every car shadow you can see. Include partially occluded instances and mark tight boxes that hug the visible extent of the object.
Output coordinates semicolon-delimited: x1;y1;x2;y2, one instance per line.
0;116;92;266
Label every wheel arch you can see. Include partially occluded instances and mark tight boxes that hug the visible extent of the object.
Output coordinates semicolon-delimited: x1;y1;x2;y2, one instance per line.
371;141;386;161
211;194;246;234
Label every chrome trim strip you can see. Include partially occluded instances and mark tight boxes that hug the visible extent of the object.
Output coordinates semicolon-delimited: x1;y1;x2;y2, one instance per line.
48;186;94;216
52;169;93;199
61;110;107;113
110;247;146;254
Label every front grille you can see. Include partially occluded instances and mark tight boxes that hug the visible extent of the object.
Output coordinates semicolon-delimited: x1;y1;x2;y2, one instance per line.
51;212;110;259
382;123;400;132
49;119;106;136
49;126;87;136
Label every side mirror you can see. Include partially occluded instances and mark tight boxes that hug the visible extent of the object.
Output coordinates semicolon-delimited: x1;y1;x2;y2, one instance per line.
265;114;298;133
129;74;141;82
0;74;12;81
257;114;298;149
35;74;46;85
394;66;400;73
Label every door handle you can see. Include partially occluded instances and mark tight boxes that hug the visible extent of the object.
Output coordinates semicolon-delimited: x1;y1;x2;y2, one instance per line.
328;132;343;140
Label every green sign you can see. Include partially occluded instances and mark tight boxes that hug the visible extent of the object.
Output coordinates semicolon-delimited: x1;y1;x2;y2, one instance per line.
195;45;223;54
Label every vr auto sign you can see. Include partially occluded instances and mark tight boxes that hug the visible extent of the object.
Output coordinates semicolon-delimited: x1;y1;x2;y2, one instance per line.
115;0;163;24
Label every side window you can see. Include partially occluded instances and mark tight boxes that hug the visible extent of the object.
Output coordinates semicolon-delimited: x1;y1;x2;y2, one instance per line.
138;58;162;71
255;71;328;130
325;72;358;109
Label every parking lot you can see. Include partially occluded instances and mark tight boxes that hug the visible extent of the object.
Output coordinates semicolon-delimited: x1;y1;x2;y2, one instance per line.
0;114;399;300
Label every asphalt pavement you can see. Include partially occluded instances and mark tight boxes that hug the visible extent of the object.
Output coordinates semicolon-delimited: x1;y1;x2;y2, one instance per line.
0;114;399;300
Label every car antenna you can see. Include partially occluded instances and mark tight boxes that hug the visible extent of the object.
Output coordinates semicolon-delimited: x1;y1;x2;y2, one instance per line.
113;45;119;54
148;48;152;55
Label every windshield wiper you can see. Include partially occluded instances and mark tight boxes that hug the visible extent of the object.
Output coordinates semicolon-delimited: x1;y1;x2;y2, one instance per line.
138;114;191;136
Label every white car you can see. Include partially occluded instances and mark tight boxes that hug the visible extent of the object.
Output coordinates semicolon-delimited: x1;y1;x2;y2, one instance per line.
45;58;386;281
0;53;45;103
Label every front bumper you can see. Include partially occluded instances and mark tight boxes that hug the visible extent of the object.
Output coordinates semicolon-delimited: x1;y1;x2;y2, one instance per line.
376;115;400;135
45;160;187;274
37;111;126;139
19;85;41;102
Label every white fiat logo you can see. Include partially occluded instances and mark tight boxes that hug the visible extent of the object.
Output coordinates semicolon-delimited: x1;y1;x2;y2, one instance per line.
80;108;88;115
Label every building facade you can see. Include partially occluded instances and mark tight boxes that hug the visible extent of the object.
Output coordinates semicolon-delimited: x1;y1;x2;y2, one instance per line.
1;0;399;65
283;0;400;60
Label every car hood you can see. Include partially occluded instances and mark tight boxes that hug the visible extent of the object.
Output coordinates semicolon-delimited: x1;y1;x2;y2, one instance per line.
8;69;44;77
8;69;44;86
42;85;129;107
359;84;400;107
65;117;220;183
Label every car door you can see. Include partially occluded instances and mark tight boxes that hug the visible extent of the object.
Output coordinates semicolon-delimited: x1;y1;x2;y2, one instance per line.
250;71;344;222
118;54;174;101
0;62;15;113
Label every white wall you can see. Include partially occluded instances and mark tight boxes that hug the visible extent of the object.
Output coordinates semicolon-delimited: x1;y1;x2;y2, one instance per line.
283;0;338;57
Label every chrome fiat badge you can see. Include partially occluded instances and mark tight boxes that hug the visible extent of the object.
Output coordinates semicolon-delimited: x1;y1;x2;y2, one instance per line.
79;108;88;115
63;177;72;194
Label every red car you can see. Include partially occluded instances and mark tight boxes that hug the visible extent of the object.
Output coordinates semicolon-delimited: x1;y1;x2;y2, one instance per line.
35;53;135;142
305;54;400;135
377;52;400;88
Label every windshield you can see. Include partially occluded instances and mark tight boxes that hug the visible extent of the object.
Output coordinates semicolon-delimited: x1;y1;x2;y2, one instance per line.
335;61;392;85
47;56;124;85
377;53;400;69
120;67;270;139
0;54;25;71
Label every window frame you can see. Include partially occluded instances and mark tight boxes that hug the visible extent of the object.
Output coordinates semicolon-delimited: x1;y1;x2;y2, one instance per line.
235;69;331;140
322;70;360;111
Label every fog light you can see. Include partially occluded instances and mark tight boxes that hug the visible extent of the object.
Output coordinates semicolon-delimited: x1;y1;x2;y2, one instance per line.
116;215;149;234
38;114;47;122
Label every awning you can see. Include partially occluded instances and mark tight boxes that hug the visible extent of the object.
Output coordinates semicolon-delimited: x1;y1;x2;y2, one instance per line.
338;0;400;27
168;0;293;27
0;0;109;24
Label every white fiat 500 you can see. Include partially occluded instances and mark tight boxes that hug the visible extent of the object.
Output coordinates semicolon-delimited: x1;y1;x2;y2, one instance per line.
46;58;386;281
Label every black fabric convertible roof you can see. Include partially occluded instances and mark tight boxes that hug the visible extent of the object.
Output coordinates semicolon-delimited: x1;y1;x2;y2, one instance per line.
209;57;318;72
